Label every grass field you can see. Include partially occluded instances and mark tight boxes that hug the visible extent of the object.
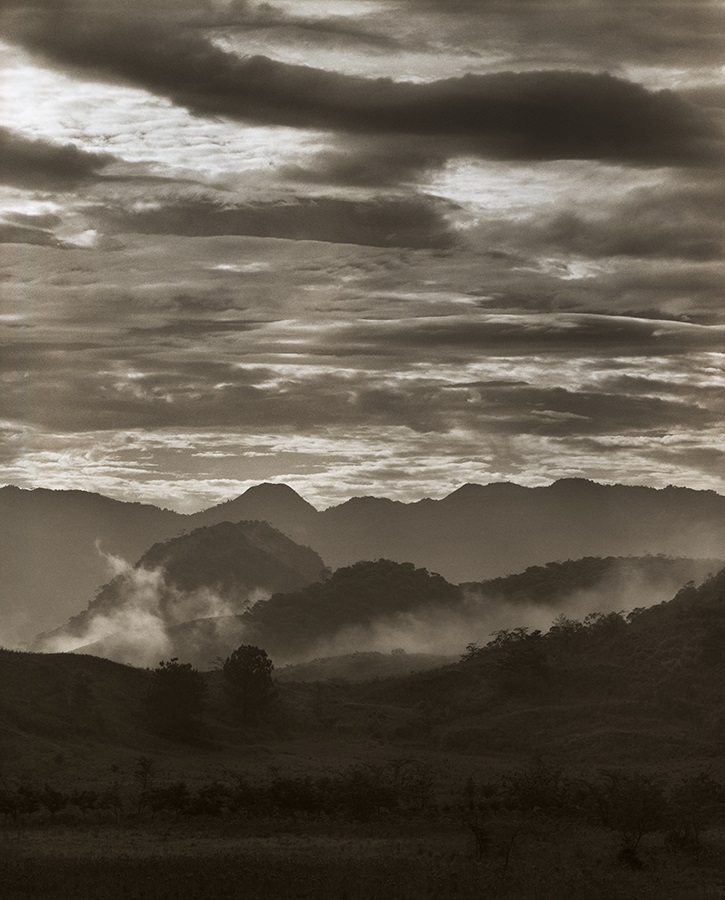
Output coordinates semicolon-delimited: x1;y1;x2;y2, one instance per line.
2;816;725;899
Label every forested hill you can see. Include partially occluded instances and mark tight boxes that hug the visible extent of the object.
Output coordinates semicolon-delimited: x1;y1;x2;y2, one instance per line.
462;555;719;609
146;555;718;669
241;559;461;660
35;521;328;665
357;564;725;759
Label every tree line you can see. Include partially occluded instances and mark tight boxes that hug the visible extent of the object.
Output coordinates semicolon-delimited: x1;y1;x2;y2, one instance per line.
2;757;724;870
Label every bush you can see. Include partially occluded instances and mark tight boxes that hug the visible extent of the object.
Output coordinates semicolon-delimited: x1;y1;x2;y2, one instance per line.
146;658;207;738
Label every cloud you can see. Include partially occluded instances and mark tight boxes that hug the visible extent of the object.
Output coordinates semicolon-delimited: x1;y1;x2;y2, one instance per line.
394;0;725;71
0;126;115;189
38;547;255;667
281;137;447;188
93;195;457;248
488;175;725;262
5;211;62;229
0;222;62;247
317;313;725;359
2;322;719;441
5;11;721;167
205;0;399;49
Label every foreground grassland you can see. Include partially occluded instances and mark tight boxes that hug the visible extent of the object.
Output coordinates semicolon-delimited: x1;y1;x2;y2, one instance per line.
2;819;725;900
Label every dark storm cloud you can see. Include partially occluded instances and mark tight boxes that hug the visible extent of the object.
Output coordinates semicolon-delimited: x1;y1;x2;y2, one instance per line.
314;314;725;359
281;137;448;188
531;261;725;324
599;374;725;408
5;11;722;167
0;223;62;247
537;212;722;262
0;126;114;189
403;0;725;68
93;195;456;249
651;445;725;479
5;211;62;229
125;317;274;340
481;384;714;437
496;176;725;262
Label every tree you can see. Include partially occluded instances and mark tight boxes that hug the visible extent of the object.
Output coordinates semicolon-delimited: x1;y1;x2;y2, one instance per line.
146;658;207;738
222;644;276;722
667;771;724;859
489;628;550;693
588;770;669;868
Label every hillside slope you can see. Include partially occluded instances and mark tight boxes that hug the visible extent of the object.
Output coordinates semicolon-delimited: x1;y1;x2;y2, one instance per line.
0;486;183;644
275;651;456;683
2;563;725;772
354;563;725;761
79;555;718;670
37;520;328;667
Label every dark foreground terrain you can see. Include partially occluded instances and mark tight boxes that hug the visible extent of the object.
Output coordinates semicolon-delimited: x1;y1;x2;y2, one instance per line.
3;566;725;897
2;807;725;899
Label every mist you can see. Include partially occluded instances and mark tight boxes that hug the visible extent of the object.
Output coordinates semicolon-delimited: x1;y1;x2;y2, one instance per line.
34;549;716;672
290;563;711;664
37;547;269;669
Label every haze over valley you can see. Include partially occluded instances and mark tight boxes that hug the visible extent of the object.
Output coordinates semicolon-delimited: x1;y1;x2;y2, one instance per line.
0;478;721;670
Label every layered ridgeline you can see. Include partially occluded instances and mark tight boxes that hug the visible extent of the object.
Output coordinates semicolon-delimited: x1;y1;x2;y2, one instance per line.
59;554;718;669
3;563;725;767
35;520;328;668
4;479;725;644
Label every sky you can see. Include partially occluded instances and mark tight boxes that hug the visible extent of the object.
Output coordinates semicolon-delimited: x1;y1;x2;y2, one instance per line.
0;0;724;512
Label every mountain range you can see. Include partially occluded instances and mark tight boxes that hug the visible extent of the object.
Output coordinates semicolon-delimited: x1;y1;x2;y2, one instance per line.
3;478;725;644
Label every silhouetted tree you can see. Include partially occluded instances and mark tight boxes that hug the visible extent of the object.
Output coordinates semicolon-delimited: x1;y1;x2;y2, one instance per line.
667;771;724;859
222;644;276;722
146;659;207;738
133;755;157;817
489;628;550;693
588;769;668;868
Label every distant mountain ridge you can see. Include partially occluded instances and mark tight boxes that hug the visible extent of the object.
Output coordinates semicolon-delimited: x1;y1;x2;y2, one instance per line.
3;478;725;642
188;479;725;583
308;479;725;581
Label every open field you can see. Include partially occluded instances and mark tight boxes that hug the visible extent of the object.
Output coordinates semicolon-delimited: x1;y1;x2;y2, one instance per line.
2;818;725;900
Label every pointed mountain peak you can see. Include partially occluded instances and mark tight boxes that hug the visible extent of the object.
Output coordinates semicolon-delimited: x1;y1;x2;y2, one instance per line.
240;482;312;504
188;482;318;532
